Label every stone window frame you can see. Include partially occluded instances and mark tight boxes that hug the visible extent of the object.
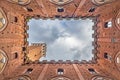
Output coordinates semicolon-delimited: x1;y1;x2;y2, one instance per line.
57;68;64;75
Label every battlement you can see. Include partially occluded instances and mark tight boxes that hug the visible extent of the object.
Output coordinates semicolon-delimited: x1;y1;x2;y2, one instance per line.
31;43;46;47
27;60;97;64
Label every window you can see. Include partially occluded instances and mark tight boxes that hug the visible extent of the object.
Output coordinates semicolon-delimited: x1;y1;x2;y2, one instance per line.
88;7;95;12
0;50;7;73
104;21;112;28
0;8;7;31
104;53;108;59
57;7;64;12
15;52;18;59
22;47;26;51
117;57;120;63
88;68;96;74
14;17;18;22
104;52;112;60
117;55;120;63
26;7;33;12
25;68;33;74
117;18;120;24
57;68;64;75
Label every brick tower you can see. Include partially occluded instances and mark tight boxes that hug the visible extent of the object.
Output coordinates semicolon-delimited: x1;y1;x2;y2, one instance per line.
0;0;120;80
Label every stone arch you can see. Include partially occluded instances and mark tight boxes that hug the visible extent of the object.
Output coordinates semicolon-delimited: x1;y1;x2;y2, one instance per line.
50;76;71;80
9;75;31;80
115;51;120;72
0;8;7;32
7;0;31;5
115;9;120;31
0;49;8;73
49;0;73;5
92;0;115;6
91;75;113;80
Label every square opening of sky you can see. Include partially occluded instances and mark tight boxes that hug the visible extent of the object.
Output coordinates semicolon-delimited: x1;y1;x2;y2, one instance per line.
27;18;94;61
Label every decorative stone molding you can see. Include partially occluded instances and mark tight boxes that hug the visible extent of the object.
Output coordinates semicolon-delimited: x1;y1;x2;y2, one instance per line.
0;8;7;32
92;0;115;6
9;75;31;80
51;76;71;80
0;49;8;74
115;51;120;72
7;0;31;5
115;9;120;31
49;0;73;5
91;75;113;80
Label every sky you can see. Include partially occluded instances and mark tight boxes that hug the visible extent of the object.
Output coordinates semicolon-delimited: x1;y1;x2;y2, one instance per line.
27;19;94;61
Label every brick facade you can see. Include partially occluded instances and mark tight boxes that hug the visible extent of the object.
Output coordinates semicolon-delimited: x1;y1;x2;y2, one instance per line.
0;0;120;80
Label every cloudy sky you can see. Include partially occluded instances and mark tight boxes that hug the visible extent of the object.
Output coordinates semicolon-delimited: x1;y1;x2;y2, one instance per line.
27;19;94;61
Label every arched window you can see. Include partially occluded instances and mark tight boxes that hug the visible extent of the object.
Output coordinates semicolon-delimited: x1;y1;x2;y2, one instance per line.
104;52;112;60
26;7;33;12
7;0;31;5
88;68;96;74
0;50;7;73
116;54;120;63
57;7;64;12
104;21;112;28
57;68;64;75
88;7;96;12
25;68;33;74
0;8;7;32
117;18;120;24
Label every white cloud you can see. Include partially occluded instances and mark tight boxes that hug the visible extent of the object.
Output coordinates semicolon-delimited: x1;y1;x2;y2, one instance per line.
27;19;94;61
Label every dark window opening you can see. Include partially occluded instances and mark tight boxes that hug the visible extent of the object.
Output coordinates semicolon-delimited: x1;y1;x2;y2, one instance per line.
55;15;61;18
105;22;108;28
104;53;108;59
26;7;33;12
88;7;95;12
26;68;33;74
104;21;112;28
14;17;18;22
88;68;96;74
57;68;64;75
57;8;64;12
22;47;26;51
15;52;18;59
